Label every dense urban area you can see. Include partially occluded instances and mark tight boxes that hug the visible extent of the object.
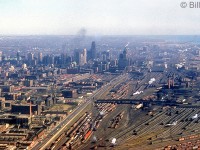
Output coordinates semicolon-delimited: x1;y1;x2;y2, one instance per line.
0;35;200;150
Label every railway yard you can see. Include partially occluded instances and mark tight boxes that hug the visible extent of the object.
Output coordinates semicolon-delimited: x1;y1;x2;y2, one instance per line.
42;69;200;150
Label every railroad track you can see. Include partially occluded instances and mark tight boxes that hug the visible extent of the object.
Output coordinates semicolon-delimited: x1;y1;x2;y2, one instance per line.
116;108;200;145
113;110;164;140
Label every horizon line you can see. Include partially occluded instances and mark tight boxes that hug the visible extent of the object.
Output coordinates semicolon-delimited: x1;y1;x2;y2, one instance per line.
1;34;200;37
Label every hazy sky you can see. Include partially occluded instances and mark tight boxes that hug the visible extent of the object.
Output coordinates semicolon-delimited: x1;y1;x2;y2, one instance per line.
0;0;199;35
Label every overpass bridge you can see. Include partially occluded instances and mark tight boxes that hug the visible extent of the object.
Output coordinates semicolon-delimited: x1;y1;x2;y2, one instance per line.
95;99;200;108
95;99;180;106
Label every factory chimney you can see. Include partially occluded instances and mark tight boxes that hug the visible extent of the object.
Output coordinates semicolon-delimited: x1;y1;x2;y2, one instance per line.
30;102;32;123
168;79;171;89
172;74;175;87
172;79;174;87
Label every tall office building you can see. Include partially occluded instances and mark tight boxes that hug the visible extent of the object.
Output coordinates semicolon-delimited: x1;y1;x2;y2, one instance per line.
74;49;87;66
0;51;2;62
74;49;80;65
38;52;43;64
123;47;127;59
17;51;20;61
118;47;129;69
82;48;87;65
102;50;111;61
42;54;54;65
90;41;96;60
27;52;34;60
61;53;67;65
27;52;34;66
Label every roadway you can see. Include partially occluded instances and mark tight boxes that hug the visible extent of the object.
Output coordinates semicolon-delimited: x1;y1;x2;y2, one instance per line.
32;100;91;150
32;73;129;150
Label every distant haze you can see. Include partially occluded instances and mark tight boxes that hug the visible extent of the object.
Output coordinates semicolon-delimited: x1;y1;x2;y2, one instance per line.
0;0;199;35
